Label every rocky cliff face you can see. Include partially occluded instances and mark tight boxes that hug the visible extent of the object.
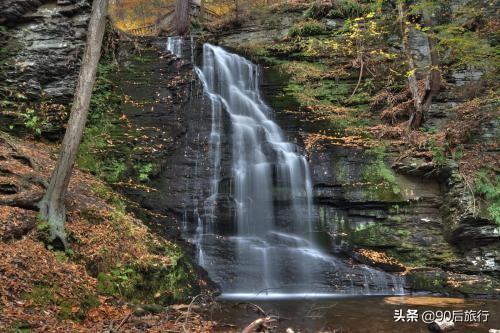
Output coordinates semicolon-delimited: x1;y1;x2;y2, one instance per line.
0;0;91;135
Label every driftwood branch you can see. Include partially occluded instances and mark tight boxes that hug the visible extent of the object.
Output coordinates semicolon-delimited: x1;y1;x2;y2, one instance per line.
183;294;204;332
349;55;364;100
241;317;276;333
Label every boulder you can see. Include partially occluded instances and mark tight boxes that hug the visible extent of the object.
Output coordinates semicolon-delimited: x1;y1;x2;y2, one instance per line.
428;319;455;332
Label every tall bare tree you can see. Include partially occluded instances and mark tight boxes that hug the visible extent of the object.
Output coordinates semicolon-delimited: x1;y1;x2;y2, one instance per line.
38;0;109;248
174;0;190;35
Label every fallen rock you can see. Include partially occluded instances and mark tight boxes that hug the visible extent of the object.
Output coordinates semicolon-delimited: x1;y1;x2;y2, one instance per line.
427;319;454;332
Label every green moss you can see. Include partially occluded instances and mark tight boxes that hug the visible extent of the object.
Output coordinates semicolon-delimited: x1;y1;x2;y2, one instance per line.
23;284;55;307
96;244;198;305
361;147;402;201
453;276;500;296
235;42;272;60
348;223;401;248
91;183;126;209
96;264;182;305
436;24;499;74
475;171;500;225
386;247;427;267
80;207;107;224
135;162;153;182
407;270;500;296
76;58;133;183
332;159;349;184
267;58;373;135
428;138;446;166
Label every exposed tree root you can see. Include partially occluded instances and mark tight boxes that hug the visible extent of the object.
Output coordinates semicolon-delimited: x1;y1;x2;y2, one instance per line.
0;136;39;171
0;134;46;211
0;192;43;210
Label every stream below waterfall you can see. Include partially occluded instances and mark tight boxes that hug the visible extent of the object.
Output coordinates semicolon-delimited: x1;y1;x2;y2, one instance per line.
166;37;405;299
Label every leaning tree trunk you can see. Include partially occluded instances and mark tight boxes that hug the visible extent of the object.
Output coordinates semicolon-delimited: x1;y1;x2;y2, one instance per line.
174;0;190;35
398;2;440;129
38;0;108;248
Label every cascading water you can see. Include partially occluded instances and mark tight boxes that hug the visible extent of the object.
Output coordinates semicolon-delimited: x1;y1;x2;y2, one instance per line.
168;39;404;299
167;36;183;58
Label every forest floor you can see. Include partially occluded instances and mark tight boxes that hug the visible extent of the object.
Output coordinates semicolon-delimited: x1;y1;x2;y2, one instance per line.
0;133;217;332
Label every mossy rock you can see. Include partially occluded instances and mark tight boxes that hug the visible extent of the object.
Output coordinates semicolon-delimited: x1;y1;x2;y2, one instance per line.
406;269;448;294
361;147;403;202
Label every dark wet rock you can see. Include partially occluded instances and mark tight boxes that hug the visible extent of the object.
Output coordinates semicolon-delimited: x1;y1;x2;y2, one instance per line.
451;222;500;247
0;0;50;25
304;142;464;275
0;0;91;131
212;194;237;234
438;165;500;274
392;158;455;182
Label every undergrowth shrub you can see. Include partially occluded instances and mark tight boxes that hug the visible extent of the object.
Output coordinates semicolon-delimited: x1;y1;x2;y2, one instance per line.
475;171;500;225
327;0;369;19
289;20;326;37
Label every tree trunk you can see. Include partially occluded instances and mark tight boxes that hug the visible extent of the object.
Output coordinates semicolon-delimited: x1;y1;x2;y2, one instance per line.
174;0;190;35
38;0;108;248
421;11;441;113
235;0;239;20
398;2;440;129
398;2;423;128
200;0;205;22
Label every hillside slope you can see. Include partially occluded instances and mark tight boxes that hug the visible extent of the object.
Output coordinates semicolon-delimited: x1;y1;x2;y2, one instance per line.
0;133;214;332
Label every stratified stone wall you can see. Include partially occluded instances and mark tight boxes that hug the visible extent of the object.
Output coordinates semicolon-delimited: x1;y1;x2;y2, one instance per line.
0;0;91;104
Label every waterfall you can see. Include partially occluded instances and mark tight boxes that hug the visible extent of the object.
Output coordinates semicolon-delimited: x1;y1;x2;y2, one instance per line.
197;44;313;234
167;37;183;58
168;40;405;298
